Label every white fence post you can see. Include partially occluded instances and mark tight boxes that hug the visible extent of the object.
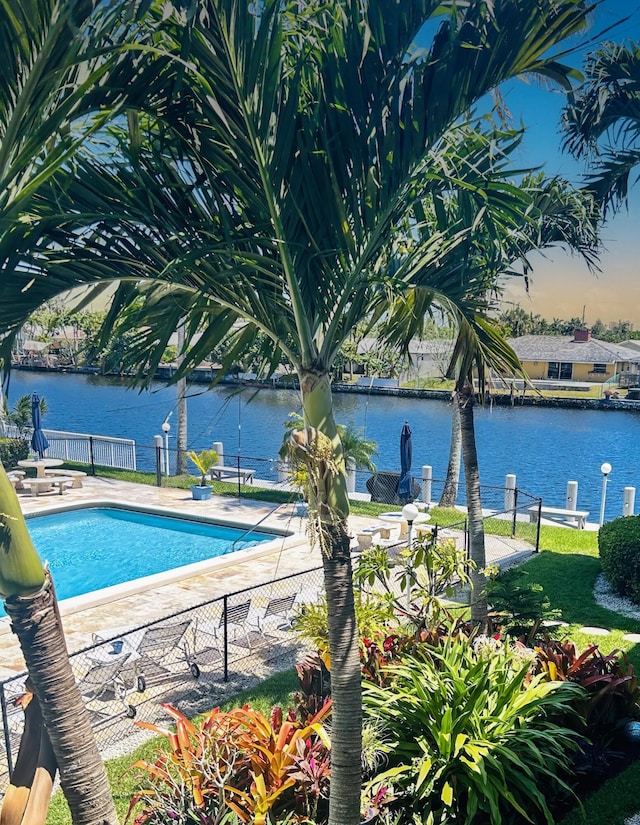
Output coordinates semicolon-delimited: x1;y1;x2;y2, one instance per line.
566;480;579;526
505;474;516;512
213;441;224;466
346;458;356;493
278;459;290;483
421;465;432;508
623;486;636;517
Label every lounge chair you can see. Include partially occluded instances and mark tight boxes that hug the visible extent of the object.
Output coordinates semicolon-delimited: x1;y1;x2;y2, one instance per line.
77;652;136;718
254;593;297;635
196;599;258;656
126;620;199;692
91;619;200;694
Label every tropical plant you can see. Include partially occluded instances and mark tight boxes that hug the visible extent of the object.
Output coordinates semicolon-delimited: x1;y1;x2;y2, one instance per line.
0;2;602;821
485;565;561;642
129;701;331;825
363;636;584;825
564;40;640;212
187;448;219;487
354;531;473;629
280;413;377;499
533;640;640;741
291;593;394;663
598;514;640;603
3;393;47;438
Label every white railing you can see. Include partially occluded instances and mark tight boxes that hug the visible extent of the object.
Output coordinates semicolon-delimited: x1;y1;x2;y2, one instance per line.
1;426;136;471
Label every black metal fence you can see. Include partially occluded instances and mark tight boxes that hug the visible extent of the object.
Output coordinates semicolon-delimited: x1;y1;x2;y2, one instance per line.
0;566;325;794
136;443;542;516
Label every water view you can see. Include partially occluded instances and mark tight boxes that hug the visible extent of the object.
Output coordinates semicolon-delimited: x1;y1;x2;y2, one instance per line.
7;370;640;521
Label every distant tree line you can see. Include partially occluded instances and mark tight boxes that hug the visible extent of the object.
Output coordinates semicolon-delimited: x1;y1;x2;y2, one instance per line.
497;307;638;342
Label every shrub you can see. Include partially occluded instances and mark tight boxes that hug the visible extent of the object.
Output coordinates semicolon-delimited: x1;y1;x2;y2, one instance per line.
0;437;29;468
363;636;584;825
354;532;474;630
291;591;393;661
485;565;561;642
128;702;331;825
534;640;640;742
599;515;640;603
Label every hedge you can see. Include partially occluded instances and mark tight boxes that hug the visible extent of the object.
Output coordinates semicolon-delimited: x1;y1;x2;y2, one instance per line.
598;514;640;604
0;437;30;469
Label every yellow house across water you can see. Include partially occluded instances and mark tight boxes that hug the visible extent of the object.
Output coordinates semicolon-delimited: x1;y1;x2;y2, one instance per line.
507;329;640;384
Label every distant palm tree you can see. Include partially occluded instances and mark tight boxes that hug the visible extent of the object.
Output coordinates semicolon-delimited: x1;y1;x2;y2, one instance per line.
4;393;47;438
387;169;600;623
564;41;640;211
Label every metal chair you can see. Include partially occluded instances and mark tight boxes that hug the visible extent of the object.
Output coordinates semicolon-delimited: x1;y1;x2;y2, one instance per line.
254;593;297;635
129;620;200;692
77;652;136;718
196;600;255;656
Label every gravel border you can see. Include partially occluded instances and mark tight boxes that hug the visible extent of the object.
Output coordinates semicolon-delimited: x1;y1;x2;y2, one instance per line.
593;574;640;620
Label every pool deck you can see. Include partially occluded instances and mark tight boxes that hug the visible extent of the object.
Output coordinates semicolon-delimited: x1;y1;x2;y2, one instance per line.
0;476;533;677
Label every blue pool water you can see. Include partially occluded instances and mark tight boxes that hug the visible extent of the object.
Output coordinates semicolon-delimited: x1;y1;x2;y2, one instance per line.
1;507;274;614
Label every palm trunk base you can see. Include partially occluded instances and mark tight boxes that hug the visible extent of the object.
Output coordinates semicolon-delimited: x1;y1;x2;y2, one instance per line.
322;524;362;825
5;574;118;825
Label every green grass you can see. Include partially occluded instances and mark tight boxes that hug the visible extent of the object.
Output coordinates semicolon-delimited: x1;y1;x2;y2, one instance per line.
515;526;640;825
77;464;536;534
558;760;640;825
46;669;299;825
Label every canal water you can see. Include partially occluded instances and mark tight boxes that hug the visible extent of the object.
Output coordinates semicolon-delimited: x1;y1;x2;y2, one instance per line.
6;370;640;521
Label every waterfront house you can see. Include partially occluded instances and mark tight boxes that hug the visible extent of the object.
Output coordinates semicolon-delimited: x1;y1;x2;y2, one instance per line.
507;329;640;384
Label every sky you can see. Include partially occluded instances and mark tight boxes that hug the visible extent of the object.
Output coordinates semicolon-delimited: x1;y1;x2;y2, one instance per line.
496;0;640;328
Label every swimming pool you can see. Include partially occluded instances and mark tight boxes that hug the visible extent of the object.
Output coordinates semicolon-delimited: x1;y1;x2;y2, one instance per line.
0;506;285;617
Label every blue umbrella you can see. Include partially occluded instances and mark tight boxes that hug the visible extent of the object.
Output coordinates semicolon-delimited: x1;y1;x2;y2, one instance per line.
397;421;413;503
30;392;49;459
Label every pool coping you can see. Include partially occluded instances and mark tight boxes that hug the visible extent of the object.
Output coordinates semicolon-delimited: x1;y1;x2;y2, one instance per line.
1;499;306;633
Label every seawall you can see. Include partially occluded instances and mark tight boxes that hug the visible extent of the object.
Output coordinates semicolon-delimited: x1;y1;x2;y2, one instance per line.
10;363;640;413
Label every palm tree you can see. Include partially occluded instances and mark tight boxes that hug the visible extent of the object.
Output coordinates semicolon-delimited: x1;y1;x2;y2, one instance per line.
564;41;640;211
386;166;600;623
0;1;157;820
4;393;47;438
0;2;599;821
439;403;462;508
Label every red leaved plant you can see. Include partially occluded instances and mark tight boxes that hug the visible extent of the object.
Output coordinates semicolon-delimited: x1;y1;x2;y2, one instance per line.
127;701;331;825
534;640;640;737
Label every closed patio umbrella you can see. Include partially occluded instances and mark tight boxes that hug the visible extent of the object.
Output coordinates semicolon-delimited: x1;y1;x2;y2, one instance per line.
397;421;413;503
31;392;49;458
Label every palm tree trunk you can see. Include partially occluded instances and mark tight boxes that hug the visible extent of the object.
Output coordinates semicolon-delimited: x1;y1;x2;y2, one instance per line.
4;577;119;825
299;370;361;825
0;468;117;825
439;401;462;508
457;385;488;626
176;321;187;475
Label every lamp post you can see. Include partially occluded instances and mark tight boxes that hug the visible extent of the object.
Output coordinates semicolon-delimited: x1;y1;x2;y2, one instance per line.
161;417;171;477
599;462;612;527
402;502;419;608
